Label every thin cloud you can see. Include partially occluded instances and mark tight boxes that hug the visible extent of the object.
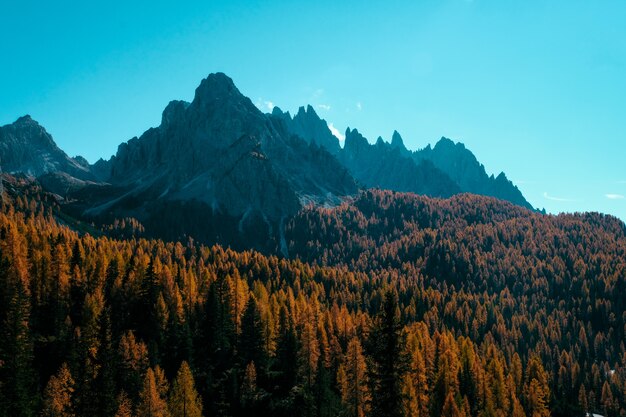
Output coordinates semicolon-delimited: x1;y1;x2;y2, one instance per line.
312;89;324;99
254;98;275;112
317;104;331;111
328;122;344;142
605;193;625;200
543;192;579;202
356;102;362;111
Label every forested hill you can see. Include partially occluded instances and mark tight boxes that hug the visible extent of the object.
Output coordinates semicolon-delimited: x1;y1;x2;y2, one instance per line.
0;186;625;417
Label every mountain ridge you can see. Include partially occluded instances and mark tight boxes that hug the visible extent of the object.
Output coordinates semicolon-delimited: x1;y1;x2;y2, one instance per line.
0;71;533;249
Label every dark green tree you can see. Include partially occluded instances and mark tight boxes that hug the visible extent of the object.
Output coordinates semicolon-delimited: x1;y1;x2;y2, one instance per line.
367;290;407;417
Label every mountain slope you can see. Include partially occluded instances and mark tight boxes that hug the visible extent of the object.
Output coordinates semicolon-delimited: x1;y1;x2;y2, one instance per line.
413;138;532;209
340;128;460;197
272;105;533;209
63;73;357;250
0;115;92;180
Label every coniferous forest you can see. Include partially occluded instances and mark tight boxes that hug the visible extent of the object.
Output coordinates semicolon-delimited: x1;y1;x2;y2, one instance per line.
1;181;626;417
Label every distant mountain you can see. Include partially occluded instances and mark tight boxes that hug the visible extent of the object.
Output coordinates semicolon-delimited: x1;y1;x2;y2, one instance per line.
62;73;356;250
271;105;341;155
412;138;532;209
0;115;92;180
340;128;460;197
1;72;532;249
271;105;533;209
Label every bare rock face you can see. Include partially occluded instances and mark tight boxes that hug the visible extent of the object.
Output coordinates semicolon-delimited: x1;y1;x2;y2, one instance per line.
272;105;533;209
413;138;532;209
0;115;92;180
270;105;341;155
90;73;356;232
341;128;460;198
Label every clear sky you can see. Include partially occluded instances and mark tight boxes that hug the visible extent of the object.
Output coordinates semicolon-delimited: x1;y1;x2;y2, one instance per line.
1;0;625;220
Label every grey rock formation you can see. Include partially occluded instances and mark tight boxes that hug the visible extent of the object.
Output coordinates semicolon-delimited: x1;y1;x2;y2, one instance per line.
270;105;341;155
0;115;92;180
413;137;532;209
92;72;356;222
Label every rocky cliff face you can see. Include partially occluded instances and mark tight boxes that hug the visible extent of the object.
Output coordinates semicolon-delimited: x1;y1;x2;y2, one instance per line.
93;73;356;221
0;115;92;180
56;73;357;251
340;128;461;197
271;104;532;209
413;138;532;209
270;105;341;155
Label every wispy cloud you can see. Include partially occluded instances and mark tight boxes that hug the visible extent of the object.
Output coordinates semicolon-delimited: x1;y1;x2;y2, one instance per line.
356;102;362;111
617;180;626;184
543;192;579;202
254;98;275;112
328;122;344;142
605;193;625;200
317;104;331;111
312;89;324;99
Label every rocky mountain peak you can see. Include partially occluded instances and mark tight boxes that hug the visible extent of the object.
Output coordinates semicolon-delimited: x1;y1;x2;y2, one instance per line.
344;128;369;154
391;130;407;152
0;116;92;180
161;100;190;127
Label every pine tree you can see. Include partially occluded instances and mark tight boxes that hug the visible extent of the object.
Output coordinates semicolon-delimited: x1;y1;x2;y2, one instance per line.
239;295;266;371
168;362;203;417
275;305;298;393
137;368;170;417
441;392;465;417
523;356;550;417
339;337;369;417
367;290;407;417
0;265;37;417
299;319;320;388
118;331;149;402
96;310;117;417
578;384;588;416
114;391;133;417
600;381;614;417
41;363;75;417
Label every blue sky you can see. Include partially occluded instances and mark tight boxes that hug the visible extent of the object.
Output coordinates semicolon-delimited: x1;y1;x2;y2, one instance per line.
1;0;625;220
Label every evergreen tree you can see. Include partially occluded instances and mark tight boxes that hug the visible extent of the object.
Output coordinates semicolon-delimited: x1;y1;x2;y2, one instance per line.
41;363;75;417
114;391;133;417
137;368;170;417
523;356;550;417
95;310;117;417
168;361;203;417
367;290;407;417
275;305;298;393
0;265;37;417
339;337;369;417
239;295;266;372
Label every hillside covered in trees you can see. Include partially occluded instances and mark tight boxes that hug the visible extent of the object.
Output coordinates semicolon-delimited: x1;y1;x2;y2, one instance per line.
0;183;625;417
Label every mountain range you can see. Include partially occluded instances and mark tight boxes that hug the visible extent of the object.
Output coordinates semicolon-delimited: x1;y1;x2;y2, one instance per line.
0;72;532;251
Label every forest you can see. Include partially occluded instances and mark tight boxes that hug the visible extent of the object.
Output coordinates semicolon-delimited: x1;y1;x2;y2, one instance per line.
1;183;625;417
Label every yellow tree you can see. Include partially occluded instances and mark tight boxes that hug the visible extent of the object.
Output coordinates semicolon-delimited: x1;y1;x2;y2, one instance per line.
42;363;75;417
137;368;170;417
114;391;133;417
524;356;550;417
168;361;203;417
338;337;369;417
